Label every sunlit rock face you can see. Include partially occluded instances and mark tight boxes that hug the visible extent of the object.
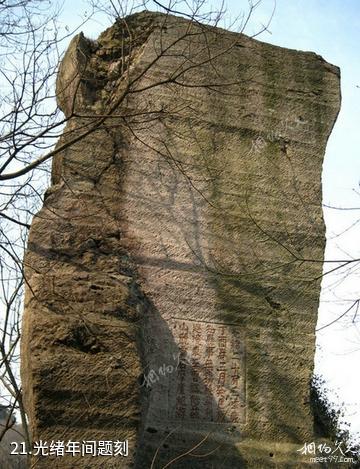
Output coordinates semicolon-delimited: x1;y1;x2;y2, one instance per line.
21;11;340;468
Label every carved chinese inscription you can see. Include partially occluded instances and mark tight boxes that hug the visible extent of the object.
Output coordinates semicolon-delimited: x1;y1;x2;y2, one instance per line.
169;319;246;424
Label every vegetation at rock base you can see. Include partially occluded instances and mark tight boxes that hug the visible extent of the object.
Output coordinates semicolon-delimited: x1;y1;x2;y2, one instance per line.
311;374;360;467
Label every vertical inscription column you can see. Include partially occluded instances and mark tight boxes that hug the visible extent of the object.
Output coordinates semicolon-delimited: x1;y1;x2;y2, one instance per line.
169;319;246;425
175;322;189;420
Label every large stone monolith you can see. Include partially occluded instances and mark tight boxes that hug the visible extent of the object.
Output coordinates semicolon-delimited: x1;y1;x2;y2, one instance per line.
21;11;340;468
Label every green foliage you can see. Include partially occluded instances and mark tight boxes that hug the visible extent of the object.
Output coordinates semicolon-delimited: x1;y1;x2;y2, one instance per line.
311;374;360;466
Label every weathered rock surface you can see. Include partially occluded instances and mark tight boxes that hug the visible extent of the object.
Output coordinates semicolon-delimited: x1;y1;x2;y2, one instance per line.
21;11;340;468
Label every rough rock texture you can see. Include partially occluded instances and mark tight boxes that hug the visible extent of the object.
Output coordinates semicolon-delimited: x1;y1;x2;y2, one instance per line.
21;11;341;468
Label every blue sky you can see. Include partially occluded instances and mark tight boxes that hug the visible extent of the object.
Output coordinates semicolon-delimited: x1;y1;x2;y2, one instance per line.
62;0;360;437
